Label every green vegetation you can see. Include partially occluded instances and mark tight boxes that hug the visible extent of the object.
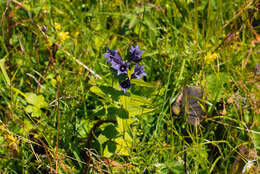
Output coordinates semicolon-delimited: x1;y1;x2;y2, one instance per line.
0;0;259;173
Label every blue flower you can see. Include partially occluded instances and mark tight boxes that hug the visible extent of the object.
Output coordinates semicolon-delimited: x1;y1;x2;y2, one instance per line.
103;46;147;94
129;45;145;63
111;60;130;75
119;78;131;93
103;48;122;64
131;65;146;80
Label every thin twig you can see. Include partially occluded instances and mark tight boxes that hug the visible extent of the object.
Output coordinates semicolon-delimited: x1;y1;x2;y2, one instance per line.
10;0;28;11
1;0;11;24
49;96;77;106
242;24;260;69
53;51;61;174
184;145;187;174
75;59;102;79
26;73;46;90
30;143;41;162
36;44;57;94
209;119;260;135
222;0;254;29
63;50;101;79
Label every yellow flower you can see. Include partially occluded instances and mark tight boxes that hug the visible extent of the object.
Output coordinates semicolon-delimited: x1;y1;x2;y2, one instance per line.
204;52;218;63
0;125;7;131
74;31;79;37
54;23;61;30
58;31;70;43
42;4;48;13
5;134;19;152
6;134;19;146
7;135;16;143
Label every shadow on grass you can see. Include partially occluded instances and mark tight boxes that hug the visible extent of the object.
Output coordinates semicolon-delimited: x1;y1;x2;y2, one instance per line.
99;85;130;101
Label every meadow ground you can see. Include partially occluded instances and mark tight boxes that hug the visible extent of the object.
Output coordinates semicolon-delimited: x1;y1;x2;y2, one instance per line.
0;0;259;173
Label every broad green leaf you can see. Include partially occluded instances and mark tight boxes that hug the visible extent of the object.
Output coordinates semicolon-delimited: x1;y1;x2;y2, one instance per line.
23;119;33;132
116;117;135;134
204;72;229;101
77;119;93;138
89;86;106;99
19;120;33;135
24;105;42;117
103;124;119;139
131;79;159;88
0;136;4;154
115;132;132;156
127;105;154;116
120;95;130;110
97;134;108;145
25;93;48;108
103;141;116;158
94;36;103;50
107;107;128;119
0;135;4;144
99;85;123;101
120;94;154;116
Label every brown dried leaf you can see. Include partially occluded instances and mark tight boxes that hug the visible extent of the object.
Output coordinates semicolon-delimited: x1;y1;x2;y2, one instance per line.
221;107;227;115
227;95;234;104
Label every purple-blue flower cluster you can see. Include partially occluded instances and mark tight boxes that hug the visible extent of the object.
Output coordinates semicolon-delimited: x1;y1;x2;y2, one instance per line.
103;45;146;93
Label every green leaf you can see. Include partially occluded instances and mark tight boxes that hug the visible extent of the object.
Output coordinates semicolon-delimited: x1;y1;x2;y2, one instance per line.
128;14;138;29
99;85;123;101
204;73;229;101
72;150;82;168
103;124;119;139
77;119;92;138
25;93;48;108
0;58;10;86
116;117;134;134
115;132;132;156
19;120;34;135
143;15;157;35
0;136;4;153
89;86;106;99
103;141;116;158
120;94;154;117
252;115;260;150
107;107;129;119
24;105;42;117
131;79;159;88
97;134;108;145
